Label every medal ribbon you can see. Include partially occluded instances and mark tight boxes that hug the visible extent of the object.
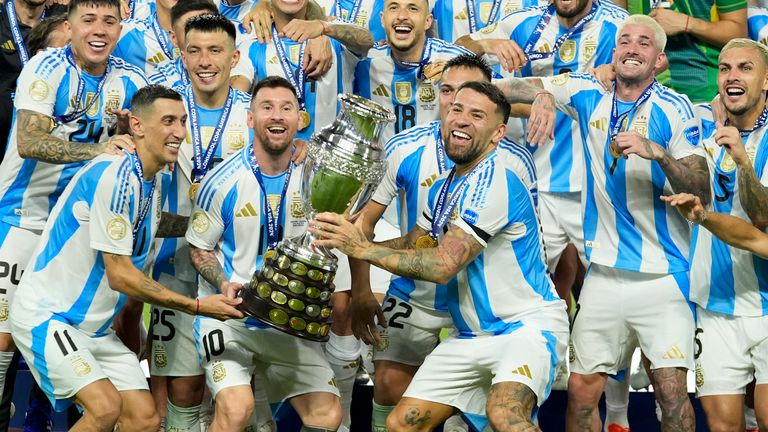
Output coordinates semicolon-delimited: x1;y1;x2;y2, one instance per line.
608;80;656;174
5;0;45;66
55;46;112;125
725;108;768;138
522;1;597;61
467;0;502;33
149;14;174;60
128;0;135;18
248;145;295;249
428;154;494;240
434;124;449;174
186;85;235;182
272;26;308;110
128;151;157;247
335;0;363;24
397;38;433;80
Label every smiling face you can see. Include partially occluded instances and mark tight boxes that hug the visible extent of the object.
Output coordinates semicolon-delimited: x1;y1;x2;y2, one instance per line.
66;3;122;74
134;98;187;167
272;0;309;17
382;0;432;56
181;29;239;97
612;23;665;86
442;87;505;165
718;46;768;117
249;86;300;155
554;0;591;20
438;66;488;123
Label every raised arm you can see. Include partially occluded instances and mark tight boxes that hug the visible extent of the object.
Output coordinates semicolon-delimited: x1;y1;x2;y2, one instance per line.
103;252;243;320
651;7;746;48
279;19;374;57
189;244;244;298
15;109;133;164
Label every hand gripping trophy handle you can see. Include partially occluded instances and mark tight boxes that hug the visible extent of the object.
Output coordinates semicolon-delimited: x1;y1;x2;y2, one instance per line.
238;94;395;342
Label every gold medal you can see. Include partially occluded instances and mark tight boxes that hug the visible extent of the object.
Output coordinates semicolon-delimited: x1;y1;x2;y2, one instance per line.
609;139;621;159
189;182;200;201
415;234;438;249
298;110;311;131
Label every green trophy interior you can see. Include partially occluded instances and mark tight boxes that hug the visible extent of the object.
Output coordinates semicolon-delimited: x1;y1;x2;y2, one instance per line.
310;168;362;214
349;111;377;141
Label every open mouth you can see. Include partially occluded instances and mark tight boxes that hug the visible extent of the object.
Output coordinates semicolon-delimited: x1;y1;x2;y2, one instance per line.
87;41;108;53
267;125;288;137
196;71;217;84
451;130;471;142
393;24;413;40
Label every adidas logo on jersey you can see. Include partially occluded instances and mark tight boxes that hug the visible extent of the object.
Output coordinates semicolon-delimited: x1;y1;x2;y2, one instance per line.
1;40;15;52
421;173;438;187
148;52;167;65
589;118;607;132
454;8;468;19
511;364;532;379
373;84;389;97
235;202;258;218
662;345;685;360
268;55;279;65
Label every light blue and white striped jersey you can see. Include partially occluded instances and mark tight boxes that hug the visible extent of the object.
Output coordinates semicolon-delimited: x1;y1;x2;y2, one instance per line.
186;147;307;329
11;152;165;334
416;150;567;337
113;15;176;76
147;56;188;89
152;85;252;283
372;120;537;311
475;1;627;193
748;6;768;44
129;0;155;20
214;0;254;22
0;47;147;232
542;73;704;274
315;0;386;44
690;105;768;317
431;0;546;44
354;38;472;145
232;34;358;140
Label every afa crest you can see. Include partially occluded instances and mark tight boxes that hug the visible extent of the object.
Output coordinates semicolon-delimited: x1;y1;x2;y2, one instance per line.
395;82;412;104
418;83;436;103
559;40;577;63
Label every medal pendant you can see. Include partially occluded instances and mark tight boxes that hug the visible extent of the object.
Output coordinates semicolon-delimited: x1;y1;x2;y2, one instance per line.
189;182;200;201
299;110;311;131
415;234;438;249
609;139;622;159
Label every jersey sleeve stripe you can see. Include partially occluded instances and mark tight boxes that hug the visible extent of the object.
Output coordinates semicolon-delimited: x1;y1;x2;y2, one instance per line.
109;158;131;213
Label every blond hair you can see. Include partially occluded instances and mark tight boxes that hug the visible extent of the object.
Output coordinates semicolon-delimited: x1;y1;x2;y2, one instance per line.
721;38;768;69
616;15;667;52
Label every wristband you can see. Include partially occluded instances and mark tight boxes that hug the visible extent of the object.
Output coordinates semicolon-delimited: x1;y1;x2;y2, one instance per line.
534;90;552;100
195;298;200;315
684;15;690;33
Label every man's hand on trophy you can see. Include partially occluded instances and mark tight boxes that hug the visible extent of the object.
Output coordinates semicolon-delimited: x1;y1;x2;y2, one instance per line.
310;212;370;257
350;291;387;346
291;139;309;165
198;294;245;321
219;281;245;299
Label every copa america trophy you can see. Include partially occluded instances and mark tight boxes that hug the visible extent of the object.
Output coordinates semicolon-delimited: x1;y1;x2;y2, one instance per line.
238;94;395;342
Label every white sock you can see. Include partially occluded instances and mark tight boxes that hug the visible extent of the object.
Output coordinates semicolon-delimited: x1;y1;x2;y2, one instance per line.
604;376;630;429
0;351;14;412
745;405;758;429
166;401;201;432
325;332;362;430
443;414;468;432
372;401;394;432
248;373;276;432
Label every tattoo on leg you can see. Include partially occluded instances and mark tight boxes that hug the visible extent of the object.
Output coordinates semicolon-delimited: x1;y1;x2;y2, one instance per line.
653;368;695;432
486;383;538;431
403;407;432;427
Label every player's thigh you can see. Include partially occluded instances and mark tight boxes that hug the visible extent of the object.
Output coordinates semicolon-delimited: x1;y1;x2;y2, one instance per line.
0;224;39;334
373;360;420;405
538;192;570;272
373;295;451;367
695;308;754;398
486;381;538;428
626;271;694;371
150;277;202;378
570;264;633;375
117;390;160;432
194;317;255;400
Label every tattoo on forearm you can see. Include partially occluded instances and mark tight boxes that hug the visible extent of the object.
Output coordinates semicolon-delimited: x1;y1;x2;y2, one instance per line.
737;165;768;229
496;78;545;105
652;368;695;432
190;247;227;291
16;109;104;164
136;276;191;313
157;212;189;238
325;23;373;56
657;152;711;206
486;383;538;431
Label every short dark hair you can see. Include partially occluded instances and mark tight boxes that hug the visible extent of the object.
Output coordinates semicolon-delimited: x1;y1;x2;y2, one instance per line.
251;75;299;101
184;13;236;44
443;53;493;82
171;0;218;28
456;81;511;123
131;85;183;117
67;0;121;17
27;15;68;55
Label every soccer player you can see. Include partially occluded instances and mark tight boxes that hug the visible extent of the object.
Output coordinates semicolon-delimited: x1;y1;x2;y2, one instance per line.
230;0;373;141
430;0;545;44
148;13;253;432
0;0;147;425
147;0;219;89
679;38;768;432
495;14;710;431
312;81;568;431
187;75;342;432
9;84;244;432
354;0;472;145
749;2;768;44
314;0;387;44
349;53;537;432
113;0;181;75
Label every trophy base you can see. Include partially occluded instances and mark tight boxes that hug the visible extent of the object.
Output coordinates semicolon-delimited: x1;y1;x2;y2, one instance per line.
239;238;337;343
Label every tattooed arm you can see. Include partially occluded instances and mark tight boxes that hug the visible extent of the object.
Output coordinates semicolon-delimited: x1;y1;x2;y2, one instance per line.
737;164;768;229
16;109;133;164
280;19;373;57
156;212;189;238
613;131;712;206
189;244;244;298
312;213;484;285
495;77;556;145
103;252;243;320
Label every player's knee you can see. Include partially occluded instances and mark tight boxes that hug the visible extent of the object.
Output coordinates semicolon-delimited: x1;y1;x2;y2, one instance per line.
131;409;161;432
385;406;429;432
168;376;205;407
705;417;742;432
567;374;603;406
87;392;123;429
373;367;410;405
301;400;342;429
486;403;532;431
214;390;254;429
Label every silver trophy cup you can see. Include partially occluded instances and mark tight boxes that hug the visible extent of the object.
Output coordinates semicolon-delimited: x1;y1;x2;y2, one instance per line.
239;94;395;342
